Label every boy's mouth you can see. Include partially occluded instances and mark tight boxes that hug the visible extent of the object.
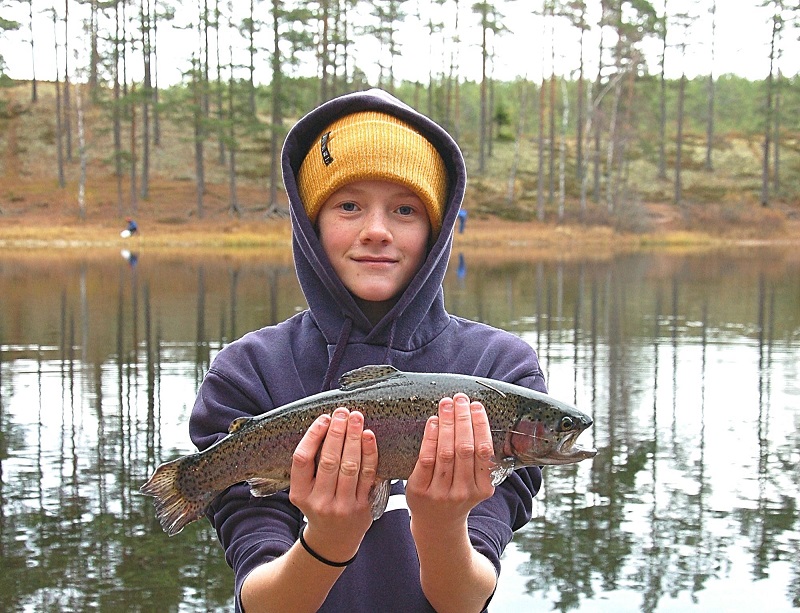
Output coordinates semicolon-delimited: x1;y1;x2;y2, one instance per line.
352;256;397;264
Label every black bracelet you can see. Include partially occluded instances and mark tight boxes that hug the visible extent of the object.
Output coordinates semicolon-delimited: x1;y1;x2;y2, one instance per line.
297;523;358;568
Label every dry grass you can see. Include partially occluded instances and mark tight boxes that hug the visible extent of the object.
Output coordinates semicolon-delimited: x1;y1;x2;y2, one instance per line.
2;81;800;254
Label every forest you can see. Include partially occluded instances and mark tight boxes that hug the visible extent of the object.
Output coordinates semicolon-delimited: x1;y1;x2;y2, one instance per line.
0;0;799;230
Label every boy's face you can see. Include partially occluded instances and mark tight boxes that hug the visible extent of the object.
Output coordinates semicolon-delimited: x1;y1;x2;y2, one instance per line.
317;179;431;311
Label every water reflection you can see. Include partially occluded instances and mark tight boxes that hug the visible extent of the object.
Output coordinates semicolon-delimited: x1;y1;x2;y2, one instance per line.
0;248;798;611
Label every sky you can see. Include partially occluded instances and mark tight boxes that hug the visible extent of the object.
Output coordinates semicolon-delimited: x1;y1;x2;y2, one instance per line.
1;1;798;88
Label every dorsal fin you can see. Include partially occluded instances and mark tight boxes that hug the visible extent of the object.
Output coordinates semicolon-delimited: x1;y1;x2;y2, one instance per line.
476;379;506;397
338;365;402;391
228;416;252;434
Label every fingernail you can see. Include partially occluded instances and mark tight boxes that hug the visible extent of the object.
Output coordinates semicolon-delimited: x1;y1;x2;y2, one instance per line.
455;395;469;406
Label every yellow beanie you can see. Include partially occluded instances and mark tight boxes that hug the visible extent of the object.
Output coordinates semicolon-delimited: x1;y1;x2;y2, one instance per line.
297;111;449;236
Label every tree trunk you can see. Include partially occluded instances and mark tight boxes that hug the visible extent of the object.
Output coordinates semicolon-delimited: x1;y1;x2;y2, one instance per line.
547;10;556;203
29;0;37;102
202;0;211;118
248;0;256;115
536;3;547;221
478;7;487;174
579;79;592;217
558;77;568;222
338;0;351;92
193;69;205;218
761;12;777;207
130;82;138;213
657;1;668;180
216;0;225;164
63;0;73;162
674;71;686;206
604;77;621;213
447;0;461;139
773;70;780;195
140;0;152;201
227;38;240;217
592;7;605;203
576;6;585;186
488;71;494;159
268;0;283;214
581;72;621;216
506;79;528;206
113;1;123;213
320;0;330;102
89;0;100;90
704;0;716;171
76;80;87;220
536;39;546;220
52;9;65;188
153;1;161;146
122;0;129;96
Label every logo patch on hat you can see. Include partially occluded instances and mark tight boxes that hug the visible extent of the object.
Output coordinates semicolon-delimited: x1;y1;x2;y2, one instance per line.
320;132;333;166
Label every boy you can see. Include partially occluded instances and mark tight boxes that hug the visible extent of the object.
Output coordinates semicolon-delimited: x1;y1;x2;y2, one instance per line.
189;89;546;612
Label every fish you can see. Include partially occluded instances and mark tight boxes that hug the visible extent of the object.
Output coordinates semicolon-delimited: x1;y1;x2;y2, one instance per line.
140;365;597;536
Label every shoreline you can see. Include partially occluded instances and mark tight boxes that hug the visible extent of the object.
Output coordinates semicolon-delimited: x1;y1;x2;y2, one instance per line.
2;214;798;247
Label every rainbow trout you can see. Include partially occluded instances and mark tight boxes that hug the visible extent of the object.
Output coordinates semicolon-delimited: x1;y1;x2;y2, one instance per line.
141;365;596;536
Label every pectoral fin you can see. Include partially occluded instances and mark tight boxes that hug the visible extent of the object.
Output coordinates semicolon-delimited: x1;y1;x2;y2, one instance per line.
489;457;516;486
368;479;392;520
247;477;290;497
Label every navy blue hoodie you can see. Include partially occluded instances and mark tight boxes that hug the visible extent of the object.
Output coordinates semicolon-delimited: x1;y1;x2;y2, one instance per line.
189;89;545;612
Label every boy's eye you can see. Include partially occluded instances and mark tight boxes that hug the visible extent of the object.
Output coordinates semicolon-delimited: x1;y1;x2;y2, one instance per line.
340;201;359;212
397;205;415;216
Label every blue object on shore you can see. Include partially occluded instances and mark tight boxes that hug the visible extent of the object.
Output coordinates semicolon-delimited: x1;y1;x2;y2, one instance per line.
121;218;138;238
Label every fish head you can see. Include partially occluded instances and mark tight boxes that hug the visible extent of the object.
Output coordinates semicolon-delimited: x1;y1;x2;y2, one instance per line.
501;397;597;466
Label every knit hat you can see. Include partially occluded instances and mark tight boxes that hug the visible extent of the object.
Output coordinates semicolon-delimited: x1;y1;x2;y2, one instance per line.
297;111;449;236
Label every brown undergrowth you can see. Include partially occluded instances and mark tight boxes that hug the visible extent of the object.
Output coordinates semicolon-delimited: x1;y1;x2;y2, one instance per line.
2;81;799;257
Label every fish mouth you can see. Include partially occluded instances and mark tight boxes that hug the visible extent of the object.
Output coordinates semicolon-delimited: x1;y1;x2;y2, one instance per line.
497;427;597;466
494;428;597;466
549;429;597;465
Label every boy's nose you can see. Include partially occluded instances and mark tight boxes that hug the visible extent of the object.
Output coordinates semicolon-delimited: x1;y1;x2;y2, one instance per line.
360;211;392;242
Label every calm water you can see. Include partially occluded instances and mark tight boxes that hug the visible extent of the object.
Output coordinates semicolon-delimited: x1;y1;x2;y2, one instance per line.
0;246;798;612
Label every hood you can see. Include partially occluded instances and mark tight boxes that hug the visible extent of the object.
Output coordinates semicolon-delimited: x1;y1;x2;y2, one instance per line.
281;89;467;386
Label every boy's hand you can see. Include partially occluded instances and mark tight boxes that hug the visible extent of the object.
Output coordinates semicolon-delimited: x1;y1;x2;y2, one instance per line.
406;393;496;527
289;407;378;564
405;393;499;613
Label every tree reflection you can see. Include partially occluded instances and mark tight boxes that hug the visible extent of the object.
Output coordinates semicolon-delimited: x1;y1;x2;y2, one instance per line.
0;250;797;611
479;251;800;612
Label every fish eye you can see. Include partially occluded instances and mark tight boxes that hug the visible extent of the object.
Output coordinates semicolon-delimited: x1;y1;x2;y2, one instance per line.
560;416;574;431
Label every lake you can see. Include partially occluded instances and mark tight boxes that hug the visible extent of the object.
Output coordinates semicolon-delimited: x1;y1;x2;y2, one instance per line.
0;246;798;612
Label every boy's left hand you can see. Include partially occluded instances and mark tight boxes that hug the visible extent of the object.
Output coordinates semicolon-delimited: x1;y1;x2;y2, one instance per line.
406;393;496;526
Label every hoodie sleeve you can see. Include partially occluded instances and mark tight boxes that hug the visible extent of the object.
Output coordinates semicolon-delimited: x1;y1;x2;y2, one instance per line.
464;334;547;578
189;342;304;613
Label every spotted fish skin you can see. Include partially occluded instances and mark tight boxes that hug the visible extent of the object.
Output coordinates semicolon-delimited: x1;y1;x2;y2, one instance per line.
140;365;596;536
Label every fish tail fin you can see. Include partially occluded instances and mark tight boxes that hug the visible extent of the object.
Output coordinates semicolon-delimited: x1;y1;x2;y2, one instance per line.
140;458;210;536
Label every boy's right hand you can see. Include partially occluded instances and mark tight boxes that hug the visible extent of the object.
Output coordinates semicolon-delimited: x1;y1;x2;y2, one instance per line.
288;407;378;565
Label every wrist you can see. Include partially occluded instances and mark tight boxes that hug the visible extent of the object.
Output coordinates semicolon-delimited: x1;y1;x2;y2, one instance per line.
410;514;468;541
300;522;362;567
411;516;472;563
298;523;357;567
